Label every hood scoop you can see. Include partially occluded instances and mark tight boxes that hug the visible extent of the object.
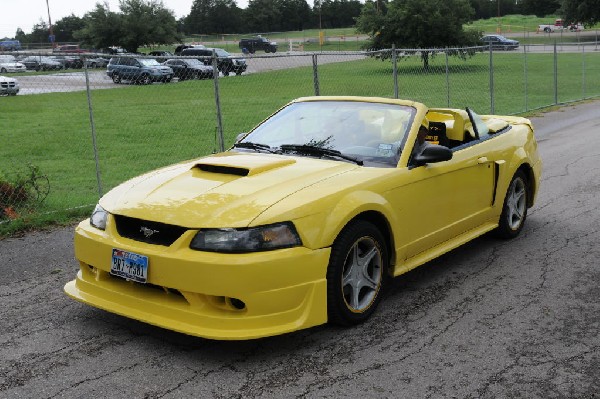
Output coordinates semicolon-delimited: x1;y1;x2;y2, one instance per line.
193;154;296;176
196;163;249;176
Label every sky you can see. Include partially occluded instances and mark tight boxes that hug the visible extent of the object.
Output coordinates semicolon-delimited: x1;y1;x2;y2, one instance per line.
0;0;250;39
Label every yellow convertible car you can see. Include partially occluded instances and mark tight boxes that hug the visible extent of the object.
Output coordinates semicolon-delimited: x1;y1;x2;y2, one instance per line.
64;96;542;340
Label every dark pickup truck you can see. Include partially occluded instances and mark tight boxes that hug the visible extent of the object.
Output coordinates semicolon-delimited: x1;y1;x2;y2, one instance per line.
239;36;278;53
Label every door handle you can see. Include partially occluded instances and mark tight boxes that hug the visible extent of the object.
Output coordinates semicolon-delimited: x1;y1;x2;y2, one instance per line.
477;157;489;164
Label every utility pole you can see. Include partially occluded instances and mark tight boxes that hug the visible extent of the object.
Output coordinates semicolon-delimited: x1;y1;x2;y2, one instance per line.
46;0;55;48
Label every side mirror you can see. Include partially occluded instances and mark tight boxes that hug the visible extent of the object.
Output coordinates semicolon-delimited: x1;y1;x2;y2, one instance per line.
235;132;248;143
413;144;452;166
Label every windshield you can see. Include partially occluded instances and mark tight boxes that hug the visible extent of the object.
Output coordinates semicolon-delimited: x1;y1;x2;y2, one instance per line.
139;59;161;66
240;101;416;167
184;59;205;66
215;49;230;57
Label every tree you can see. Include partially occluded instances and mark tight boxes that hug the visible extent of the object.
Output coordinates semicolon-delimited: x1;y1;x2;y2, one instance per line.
53;15;86;43
75;0;180;52
118;0;180;52
245;0;283;32
562;0;600;26
356;0;481;69
75;3;124;50
185;0;242;35
278;0;312;31
519;0;560;18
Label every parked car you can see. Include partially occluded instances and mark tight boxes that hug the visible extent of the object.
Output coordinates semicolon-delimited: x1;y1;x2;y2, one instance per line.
0;39;21;51
84;56;109;69
107;56;173;84
0;75;19;95
64;96;542;340
48;55;84;69
53;44;87;54
0;55;27;73
239;36;278;53
180;47;247;76
148;50;173;63
18;56;63;71
480;35;519;50
163;58;213;80
174;44;205;56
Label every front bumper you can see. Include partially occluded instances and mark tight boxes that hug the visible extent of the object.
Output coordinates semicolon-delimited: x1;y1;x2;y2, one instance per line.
64;219;330;340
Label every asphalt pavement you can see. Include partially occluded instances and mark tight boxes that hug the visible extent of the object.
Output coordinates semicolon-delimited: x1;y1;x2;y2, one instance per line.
1;100;599;398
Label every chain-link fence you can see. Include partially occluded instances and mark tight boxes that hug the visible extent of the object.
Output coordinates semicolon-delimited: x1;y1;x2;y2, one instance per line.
1;42;599;232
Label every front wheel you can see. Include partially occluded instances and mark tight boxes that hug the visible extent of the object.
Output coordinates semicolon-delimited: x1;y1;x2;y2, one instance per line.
327;220;388;326
112;73;121;84
139;74;152;85
0;68;6;73
496;170;529;239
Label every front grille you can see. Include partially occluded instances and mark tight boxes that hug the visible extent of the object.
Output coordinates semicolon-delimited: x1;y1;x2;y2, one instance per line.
114;215;187;246
1;82;15;89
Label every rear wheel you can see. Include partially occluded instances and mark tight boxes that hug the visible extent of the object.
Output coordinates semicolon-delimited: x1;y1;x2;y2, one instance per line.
0;68;6;73
327;220;388;326
496;170;529;239
112;73;121;84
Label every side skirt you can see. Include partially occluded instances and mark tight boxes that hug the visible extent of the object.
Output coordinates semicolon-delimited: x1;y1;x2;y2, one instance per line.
393;222;498;277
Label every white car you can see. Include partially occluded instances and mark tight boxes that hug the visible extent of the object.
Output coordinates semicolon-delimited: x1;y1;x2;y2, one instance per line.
0;55;27;73
0;75;20;95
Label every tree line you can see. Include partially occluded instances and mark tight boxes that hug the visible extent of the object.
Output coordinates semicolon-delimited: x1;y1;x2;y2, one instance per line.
8;0;598;54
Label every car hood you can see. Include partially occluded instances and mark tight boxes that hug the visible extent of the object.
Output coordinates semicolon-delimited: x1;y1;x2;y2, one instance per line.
0;75;16;82
0;62;24;67
101;152;359;228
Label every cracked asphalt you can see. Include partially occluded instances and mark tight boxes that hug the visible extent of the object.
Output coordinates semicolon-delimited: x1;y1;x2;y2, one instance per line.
1;101;599;398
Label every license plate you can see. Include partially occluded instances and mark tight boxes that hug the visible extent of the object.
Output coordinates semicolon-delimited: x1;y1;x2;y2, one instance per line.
110;248;148;283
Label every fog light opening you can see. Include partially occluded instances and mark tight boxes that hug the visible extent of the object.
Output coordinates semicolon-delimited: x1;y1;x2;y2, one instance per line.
229;298;246;310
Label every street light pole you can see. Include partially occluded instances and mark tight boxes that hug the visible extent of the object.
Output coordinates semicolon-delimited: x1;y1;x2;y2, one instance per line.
46;0;55;48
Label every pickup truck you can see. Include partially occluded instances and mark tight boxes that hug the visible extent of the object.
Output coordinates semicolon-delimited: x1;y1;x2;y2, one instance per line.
538;19;584;33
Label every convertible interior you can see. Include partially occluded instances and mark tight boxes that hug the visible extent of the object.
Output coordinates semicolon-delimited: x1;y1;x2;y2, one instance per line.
425;108;510;149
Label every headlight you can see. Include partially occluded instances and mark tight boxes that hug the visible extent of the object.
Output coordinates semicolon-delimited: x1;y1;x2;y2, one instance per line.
190;222;302;253
90;204;108;230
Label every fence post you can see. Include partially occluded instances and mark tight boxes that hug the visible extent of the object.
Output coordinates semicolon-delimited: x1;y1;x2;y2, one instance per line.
212;50;225;152
312;54;320;96
582;44;586;99
392;44;398;99
524;44;529;112
553;41;558;105
445;49;450;107
489;43;495;114
83;58;103;198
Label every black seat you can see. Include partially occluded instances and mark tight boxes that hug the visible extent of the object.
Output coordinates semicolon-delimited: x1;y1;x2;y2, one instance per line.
426;121;450;148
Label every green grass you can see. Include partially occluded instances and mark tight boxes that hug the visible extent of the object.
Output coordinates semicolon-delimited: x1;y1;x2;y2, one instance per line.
1;49;600;236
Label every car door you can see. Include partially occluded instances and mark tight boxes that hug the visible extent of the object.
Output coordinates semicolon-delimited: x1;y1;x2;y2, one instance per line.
393;143;496;260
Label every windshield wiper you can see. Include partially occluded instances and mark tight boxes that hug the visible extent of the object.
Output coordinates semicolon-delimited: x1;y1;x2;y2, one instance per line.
232;141;278;153
279;144;363;166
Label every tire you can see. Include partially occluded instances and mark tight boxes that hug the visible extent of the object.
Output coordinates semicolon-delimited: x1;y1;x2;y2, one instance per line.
221;69;230;76
495;170;529;239
0;68;6;73
139;74;151;85
112;73;121;84
544;27;551;33
326;220;388;326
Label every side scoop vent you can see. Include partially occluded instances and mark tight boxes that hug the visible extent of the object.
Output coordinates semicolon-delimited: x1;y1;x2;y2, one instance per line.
195;164;249;176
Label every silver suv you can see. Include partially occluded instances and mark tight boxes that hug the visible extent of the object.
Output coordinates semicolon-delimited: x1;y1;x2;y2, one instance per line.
107;57;173;84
